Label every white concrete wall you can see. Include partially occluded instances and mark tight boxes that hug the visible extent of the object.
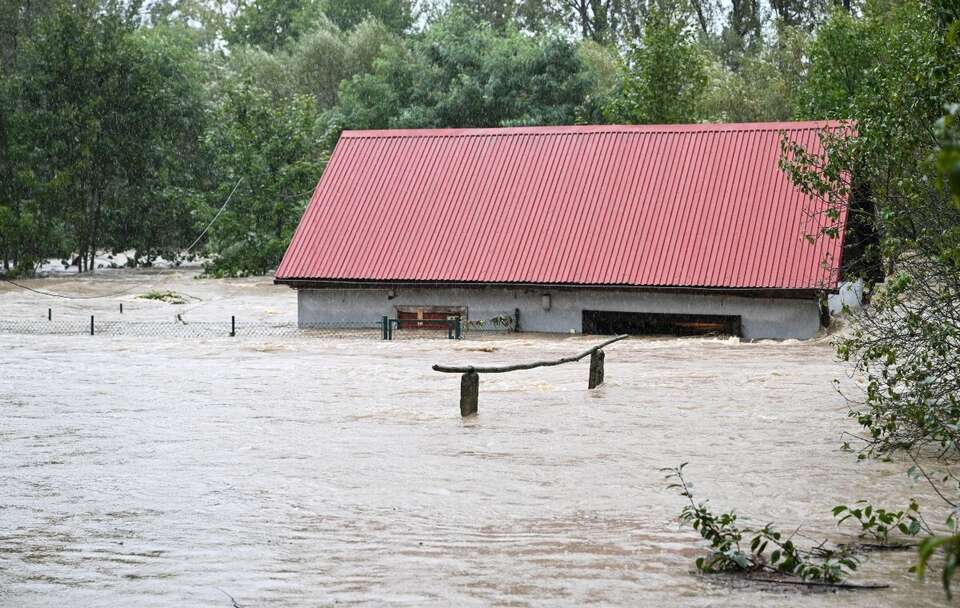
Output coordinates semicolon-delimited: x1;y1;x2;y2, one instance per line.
296;285;822;340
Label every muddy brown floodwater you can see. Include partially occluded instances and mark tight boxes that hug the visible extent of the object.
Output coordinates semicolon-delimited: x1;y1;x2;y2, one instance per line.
0;269;953;607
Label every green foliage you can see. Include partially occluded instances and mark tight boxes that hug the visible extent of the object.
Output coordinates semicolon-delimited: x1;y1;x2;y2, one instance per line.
227;0;323;50
782;1;960;598
799;8;875;119
320;0;412;34
138;290;187;304
719;0;763;69
784;1;960;413
447;0;559;33
833;500;927;544
201;82;327;277
695;21;810;123
287;17;401;108
336;10;597;129
916;527;960;600
9;0;208;273
602;5;706;124
664;464;860;583
832;263;960;456
105;24;210;262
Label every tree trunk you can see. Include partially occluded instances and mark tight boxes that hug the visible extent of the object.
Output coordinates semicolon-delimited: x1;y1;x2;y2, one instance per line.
588;0;608;42
88;184;102;273
573;0;592;40
690;0;709;35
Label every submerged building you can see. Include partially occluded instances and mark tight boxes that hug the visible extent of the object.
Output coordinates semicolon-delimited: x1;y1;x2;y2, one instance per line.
275;122;848;340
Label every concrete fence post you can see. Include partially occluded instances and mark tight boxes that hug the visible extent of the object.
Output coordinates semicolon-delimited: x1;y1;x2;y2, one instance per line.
460;370;479;417
588;349;605;389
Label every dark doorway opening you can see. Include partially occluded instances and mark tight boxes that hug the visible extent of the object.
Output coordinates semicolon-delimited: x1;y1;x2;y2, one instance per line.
582;310;742;337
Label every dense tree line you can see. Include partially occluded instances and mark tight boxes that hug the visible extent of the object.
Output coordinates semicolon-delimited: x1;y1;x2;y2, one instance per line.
1;0;944;277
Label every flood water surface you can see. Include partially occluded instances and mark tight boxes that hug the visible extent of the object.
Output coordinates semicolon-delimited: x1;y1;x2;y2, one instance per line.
0;272;952;607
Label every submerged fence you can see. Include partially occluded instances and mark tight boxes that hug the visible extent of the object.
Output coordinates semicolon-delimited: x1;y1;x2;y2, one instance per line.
0;313;518;340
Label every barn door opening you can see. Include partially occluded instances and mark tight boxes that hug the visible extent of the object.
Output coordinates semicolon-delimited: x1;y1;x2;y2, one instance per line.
582;310;741;337
395;306;465;330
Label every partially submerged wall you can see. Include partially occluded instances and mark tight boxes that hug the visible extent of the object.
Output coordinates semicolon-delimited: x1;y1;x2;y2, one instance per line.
296;286;822;340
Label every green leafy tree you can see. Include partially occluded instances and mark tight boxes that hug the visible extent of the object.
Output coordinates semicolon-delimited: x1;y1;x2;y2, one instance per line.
445;0;566;33
288;17;400;108
202;82;328;276
320;0;412;34
782;0;960;594
14;1;208;272
0;0;57;273
699;24;809;122
336;11;598;129
226;44;300;101
799;9;875;119
103;24;210;263
720;0;762;69
227;0;322;50
603;4;707;124
436;0;643;42
226;16;400;110
144;0;233;50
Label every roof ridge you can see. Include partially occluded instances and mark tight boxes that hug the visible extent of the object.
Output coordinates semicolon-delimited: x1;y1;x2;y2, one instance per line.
340;120;850;139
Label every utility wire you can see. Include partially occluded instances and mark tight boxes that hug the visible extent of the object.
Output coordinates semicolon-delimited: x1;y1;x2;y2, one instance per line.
0;277;145;299
184;177;243;254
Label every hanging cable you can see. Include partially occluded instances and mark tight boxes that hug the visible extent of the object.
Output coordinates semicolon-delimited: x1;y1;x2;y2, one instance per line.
183;178;243;254
0;277;145;299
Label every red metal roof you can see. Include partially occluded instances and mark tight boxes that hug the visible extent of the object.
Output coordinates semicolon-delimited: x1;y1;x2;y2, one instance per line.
276;121;848;290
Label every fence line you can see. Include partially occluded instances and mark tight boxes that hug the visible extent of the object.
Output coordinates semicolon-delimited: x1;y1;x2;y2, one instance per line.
0;314;518;340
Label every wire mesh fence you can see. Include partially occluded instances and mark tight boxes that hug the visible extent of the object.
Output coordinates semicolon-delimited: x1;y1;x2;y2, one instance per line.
0;315;518;340
0;319;383;338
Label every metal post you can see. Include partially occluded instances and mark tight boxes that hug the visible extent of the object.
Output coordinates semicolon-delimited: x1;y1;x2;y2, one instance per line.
230;315;235;337
90;315;94;336
48;308;51;321
382;315;389;340
460;370;479;417
120;302;123;314
588;349;605;389
454;317;462;340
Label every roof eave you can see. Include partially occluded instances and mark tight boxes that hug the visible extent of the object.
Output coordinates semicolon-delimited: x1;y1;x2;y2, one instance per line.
273;277;839;296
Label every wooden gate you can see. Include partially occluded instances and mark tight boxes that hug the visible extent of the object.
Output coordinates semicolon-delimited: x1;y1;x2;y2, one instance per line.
396;306;464;330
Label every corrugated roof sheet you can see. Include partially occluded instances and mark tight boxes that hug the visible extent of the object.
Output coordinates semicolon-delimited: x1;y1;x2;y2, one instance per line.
276;122;848;290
